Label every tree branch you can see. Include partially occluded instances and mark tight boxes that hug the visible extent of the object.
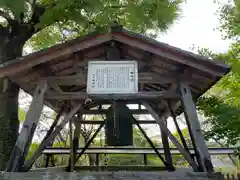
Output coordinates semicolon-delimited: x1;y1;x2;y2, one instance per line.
0;10;18;25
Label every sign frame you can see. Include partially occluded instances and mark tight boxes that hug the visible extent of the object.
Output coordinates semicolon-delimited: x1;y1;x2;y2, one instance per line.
87;60;138;94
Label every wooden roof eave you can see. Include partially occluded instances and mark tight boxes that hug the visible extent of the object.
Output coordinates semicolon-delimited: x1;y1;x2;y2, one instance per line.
0;27;230;80
0;33;113;78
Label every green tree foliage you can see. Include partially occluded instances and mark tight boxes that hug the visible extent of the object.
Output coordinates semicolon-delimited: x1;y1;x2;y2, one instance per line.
218;0;240;39
0;0;183;169
21;0;184;51
197;0;240;149
197;96;240;146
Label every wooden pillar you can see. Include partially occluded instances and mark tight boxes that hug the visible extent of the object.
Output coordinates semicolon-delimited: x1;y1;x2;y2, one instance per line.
143;154;148;165
67;113;82;171
72;114;82;166
69;118;74;172
23;104;82;171
44;155;50;168
160;118;174;171
6;81;48;172
179;83;213;172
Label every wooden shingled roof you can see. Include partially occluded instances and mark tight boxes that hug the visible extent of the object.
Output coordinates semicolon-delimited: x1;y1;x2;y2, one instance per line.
0;26;230;114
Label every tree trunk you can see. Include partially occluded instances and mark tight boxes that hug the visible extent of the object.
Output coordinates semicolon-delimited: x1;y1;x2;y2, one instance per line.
0;80;20;170
0;29;33;170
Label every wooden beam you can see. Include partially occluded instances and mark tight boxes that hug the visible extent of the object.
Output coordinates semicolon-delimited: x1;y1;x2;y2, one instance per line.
74;165;166;171
179;83;214;172
142;102;199;171
42;105;66;143
75;120;157;124
45;91;180;101
6;81;48;172
23;104;82;171
82;109;150;115
42;73;193;85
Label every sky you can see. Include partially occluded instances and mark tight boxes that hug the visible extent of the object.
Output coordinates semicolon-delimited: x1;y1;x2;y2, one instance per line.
158;0;231;53
20;0;233;140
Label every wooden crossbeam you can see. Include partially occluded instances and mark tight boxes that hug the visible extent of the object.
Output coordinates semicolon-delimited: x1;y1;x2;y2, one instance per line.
42;72;193;85
41;147;237;155
75;120;157;124
82;109;150;115
45;91;180;100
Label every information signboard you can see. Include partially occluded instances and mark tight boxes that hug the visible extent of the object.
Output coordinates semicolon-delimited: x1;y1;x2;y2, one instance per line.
87;61;138;94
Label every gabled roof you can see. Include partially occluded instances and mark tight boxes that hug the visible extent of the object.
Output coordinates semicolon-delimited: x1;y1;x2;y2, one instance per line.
0;27;229;78
0;26;230;114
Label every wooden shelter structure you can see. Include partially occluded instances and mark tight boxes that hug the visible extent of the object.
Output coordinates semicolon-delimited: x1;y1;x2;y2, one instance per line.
1;25;230;174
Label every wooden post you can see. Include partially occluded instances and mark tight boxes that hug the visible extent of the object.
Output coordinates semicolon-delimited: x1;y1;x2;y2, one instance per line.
23;104;82;171
143;154;148;165
142;102;199;171
72;115;82;167
6;81;48;172
69;118;74;172
160;118;174;171
66;113;82;171
179;83;214;172
44;155;50;168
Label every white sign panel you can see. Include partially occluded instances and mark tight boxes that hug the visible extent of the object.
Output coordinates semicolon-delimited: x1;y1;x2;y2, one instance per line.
87;61;138;94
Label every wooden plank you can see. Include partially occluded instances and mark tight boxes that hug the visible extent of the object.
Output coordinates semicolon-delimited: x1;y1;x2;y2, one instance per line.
75;120;157;124
23;104;83;171
41;147;236;155
142;102;199;171
45;91;180;100
82;109;150;115
179;83;214;172
42;72;193;85
6;81;48;172
2;171;224;180
74;165;166;171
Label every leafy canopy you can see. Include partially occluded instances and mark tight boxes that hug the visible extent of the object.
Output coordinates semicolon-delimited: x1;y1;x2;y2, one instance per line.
197;0;240;148
0;0;183;51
